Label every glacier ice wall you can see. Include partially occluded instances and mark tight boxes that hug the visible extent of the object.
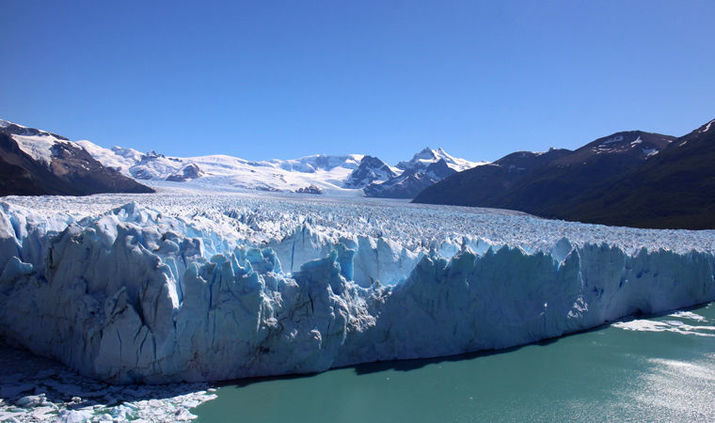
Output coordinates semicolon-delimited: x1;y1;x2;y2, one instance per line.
0;195;714;384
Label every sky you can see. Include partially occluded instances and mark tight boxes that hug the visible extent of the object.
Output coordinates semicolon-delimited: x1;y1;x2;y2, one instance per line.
1;1;714;164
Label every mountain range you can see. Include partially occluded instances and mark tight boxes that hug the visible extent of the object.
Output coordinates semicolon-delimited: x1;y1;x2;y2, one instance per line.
4;116;714;229
79;139;483;197
414;117;715;230
0;118;483;198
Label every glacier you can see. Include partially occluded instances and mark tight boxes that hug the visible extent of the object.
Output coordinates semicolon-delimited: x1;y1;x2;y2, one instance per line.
0;191;714;384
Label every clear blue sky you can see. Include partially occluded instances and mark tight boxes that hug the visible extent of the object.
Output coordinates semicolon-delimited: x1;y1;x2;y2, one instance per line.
1;1;714;163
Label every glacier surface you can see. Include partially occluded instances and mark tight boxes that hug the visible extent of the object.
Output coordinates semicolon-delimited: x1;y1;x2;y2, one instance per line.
0;190;714;383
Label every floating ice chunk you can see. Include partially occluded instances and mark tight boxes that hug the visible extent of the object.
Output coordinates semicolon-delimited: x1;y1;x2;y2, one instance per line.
668;311;707;322
57;409;93;423
612;319;715;337
15;394;47;408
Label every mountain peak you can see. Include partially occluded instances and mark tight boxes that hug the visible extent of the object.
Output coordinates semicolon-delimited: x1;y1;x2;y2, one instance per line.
415;146;449;160
344;155;396;189
397;147;482;172
413;147;439;160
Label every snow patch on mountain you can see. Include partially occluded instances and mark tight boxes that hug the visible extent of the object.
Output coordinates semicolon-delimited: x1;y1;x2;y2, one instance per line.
599;134;625;146
11;133;69;166
643;148;659;157
75;141;144;174
0;120;76;167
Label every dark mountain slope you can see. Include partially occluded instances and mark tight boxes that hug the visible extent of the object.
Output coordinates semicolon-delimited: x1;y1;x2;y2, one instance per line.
493;131;675;215
364;159;458;199
365;148;481;198
0;122;154;196
412;148;571;206
554;119;715;229
413;121;715;229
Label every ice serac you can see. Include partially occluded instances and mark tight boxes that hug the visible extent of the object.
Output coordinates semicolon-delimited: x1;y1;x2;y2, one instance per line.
0;200;714;384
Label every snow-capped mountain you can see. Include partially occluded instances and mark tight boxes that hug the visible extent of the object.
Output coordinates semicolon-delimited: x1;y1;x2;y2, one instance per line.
343;155;397;188
365;147;487;198
0;119;153;196
79;139;369;194
1;118;482;198
78;136;482;196
396;147;480;172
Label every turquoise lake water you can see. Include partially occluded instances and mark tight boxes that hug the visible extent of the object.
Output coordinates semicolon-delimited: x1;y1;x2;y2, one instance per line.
194;303;715;423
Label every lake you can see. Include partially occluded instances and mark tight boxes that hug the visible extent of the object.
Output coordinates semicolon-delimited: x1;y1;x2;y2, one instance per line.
194;303;715;423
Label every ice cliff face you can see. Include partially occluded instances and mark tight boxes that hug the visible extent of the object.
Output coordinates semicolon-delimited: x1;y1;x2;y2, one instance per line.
0;193;714;384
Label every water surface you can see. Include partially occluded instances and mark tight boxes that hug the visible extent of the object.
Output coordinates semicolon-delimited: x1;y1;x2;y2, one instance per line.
195;303;715;423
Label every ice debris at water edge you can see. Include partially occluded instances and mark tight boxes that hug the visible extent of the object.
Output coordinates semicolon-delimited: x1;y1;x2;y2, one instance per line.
0;192;714;383
0;341;215;422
